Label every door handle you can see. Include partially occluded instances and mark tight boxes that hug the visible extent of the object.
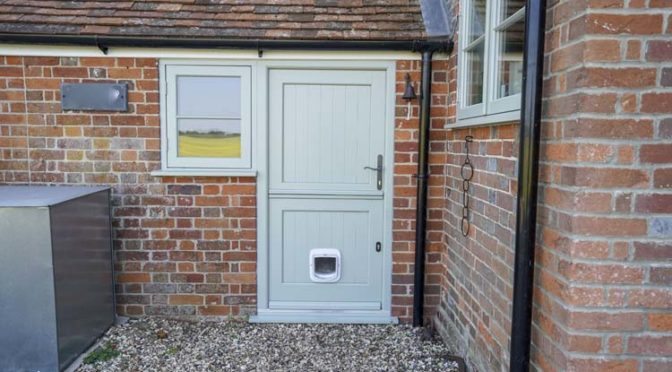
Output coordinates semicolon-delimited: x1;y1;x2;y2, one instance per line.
364;154;383;190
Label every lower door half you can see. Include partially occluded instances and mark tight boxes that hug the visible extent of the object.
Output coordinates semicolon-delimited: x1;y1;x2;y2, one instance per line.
268;198;383;310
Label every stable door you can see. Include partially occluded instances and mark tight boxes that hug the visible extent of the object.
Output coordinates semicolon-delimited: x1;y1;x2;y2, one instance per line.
267;68;387;311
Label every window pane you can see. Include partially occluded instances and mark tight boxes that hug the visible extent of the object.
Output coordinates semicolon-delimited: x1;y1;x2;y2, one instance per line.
177;76;241;117
467;0;486;42
465;41;485;106
499;0;525;23
177;118;241;158
496;16;525;98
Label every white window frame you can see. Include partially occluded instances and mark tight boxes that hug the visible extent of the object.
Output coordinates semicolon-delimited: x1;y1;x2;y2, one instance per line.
158;61;253;174
457;0;525;127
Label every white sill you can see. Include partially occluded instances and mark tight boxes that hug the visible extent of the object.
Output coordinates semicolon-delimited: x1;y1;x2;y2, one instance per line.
447;110;521;129
151;169;257;177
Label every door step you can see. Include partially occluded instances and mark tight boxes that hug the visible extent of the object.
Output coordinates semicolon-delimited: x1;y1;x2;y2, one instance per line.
250;309;397;324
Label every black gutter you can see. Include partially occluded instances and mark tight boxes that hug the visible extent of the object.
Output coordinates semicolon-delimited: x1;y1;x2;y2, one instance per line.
412;50;434;327
0;33;452;54
509;0;548;371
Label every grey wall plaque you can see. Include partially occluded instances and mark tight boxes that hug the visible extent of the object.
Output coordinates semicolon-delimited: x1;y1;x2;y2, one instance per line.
61;83;128;111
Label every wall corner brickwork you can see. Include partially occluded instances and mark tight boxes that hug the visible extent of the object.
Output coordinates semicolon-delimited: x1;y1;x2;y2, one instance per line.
535;0;672;370
432;0;672;371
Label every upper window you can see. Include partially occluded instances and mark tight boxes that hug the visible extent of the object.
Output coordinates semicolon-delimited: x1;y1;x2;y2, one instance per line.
458;0;525;124
162;64;252;170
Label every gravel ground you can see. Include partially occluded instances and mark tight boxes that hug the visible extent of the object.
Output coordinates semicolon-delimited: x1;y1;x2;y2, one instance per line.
76;317;459;371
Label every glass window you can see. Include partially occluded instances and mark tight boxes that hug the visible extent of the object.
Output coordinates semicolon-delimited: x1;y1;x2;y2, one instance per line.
498;0;524;20
458;0;526;124
468;0;487;43
177;76;241;117
162;65;252;170
494;1;525;99
465;41;485;106
175;76;243;159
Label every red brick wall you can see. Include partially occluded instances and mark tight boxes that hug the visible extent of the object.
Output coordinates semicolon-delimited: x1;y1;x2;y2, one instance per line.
0;55;450;321
392;59;451;323
535;0;672;370
0;56;257;317
435;123;519;372
428;36;520;369
432;0;672;371
420;3;521;369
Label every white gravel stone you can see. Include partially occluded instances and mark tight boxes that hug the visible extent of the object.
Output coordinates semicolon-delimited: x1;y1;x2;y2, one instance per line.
77;317;459;371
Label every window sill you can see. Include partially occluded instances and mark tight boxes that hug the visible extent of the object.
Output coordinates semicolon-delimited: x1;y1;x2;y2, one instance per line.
151;169;257;177
447;110;521;129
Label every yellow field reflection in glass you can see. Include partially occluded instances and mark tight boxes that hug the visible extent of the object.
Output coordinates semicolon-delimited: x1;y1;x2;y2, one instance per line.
177;118;241;158
176;76;243;159
178;133;241;158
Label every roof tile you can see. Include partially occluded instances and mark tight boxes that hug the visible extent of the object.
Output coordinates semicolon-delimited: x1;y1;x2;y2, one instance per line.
0;0;426;40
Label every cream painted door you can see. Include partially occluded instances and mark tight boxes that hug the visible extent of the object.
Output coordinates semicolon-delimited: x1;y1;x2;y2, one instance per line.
268;69;387;310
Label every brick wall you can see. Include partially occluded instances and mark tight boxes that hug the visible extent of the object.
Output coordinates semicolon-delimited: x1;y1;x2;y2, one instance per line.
432;0;672;371
0;56;257;317
535;0;672;370
392;59;451;323
0;55;450;321
424;1;521;368
428;38;520;369
435;123;519;372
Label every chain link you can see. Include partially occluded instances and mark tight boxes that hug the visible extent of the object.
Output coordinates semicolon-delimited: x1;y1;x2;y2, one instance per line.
460;135;474;237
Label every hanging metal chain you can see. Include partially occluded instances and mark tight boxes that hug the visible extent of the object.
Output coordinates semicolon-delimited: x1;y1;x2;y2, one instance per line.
461;136;474;237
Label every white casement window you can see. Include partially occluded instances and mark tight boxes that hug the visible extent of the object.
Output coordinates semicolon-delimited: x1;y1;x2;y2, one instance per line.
160;63;252;173
457;0;526;125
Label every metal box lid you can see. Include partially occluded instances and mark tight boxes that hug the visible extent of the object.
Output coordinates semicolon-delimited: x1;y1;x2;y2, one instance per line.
0;186;109;207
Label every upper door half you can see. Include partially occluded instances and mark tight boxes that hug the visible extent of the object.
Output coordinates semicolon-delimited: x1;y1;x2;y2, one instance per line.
268;69;387;196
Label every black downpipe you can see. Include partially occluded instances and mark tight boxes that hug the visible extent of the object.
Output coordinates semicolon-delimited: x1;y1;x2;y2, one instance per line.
412;50;433;327
0;33;451;53
509;0;548;371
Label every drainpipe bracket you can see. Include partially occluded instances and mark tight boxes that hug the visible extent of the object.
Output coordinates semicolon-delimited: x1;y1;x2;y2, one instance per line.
94;36;108;55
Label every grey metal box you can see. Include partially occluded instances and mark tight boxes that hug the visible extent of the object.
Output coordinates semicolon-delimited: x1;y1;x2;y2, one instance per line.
0;186;115;372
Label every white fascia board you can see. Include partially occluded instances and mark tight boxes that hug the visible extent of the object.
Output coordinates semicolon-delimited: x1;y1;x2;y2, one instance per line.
0;44;446;60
